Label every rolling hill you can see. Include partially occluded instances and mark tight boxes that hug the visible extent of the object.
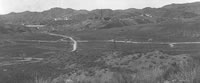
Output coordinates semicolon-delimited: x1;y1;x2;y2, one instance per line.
0;2;200;29
0;2;200;41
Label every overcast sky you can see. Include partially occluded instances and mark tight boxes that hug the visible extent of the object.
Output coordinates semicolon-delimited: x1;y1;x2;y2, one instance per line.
0;0;200;14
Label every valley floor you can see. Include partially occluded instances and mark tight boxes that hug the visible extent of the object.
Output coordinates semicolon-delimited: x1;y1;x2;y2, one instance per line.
0;32;200;83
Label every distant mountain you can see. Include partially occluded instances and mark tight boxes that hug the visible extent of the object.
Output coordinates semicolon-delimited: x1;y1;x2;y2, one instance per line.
0;2;200;30
163;2;200;14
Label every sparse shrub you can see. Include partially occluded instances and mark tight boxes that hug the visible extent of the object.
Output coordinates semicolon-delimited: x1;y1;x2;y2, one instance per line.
35;64;200;83
167;64;200;83
32;51;200;83
34;77;53;83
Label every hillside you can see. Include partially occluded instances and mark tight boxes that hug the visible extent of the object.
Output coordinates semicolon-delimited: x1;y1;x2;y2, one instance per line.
0;2;200;30
1;1;200;83
163;2;200;14
0;2;200;42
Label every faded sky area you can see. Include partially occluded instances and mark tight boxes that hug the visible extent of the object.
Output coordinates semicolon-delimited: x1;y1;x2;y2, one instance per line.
0;0;200;14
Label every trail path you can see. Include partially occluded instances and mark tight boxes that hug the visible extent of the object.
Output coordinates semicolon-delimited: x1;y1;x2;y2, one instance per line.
15;32;200;51
43;32;77;52
0;57;43;66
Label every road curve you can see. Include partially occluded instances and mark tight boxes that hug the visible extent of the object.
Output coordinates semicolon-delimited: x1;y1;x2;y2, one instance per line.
43;32;77;52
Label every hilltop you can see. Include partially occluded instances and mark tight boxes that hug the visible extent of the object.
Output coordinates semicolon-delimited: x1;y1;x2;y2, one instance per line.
0;2;200;28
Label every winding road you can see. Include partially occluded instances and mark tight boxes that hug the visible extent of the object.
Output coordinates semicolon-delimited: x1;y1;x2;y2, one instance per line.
15;32;200;51
2;32;200;66
43;32;78;52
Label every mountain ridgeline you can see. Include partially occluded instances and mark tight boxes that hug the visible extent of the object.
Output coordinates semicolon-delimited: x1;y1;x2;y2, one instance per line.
0;2;200;25
0;2;200;40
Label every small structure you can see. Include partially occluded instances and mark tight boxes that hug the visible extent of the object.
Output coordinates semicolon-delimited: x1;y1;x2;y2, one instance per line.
169;43;175;48
25;25;45;30
148;38;153;41
54;17;69;21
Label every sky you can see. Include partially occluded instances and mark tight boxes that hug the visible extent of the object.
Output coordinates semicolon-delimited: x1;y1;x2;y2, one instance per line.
0;0;200;14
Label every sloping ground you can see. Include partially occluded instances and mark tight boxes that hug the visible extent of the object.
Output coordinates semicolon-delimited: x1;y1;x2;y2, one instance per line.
1;2;200;29
0;23;29;34
0;32;73;58
163;2;200;14
47;51;198;83
0;33;75;83
22;32;63;41
61;20;200;42
100;51;191;71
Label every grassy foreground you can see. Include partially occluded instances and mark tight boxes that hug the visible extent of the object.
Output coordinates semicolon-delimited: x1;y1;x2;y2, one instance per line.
31;50;200;83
